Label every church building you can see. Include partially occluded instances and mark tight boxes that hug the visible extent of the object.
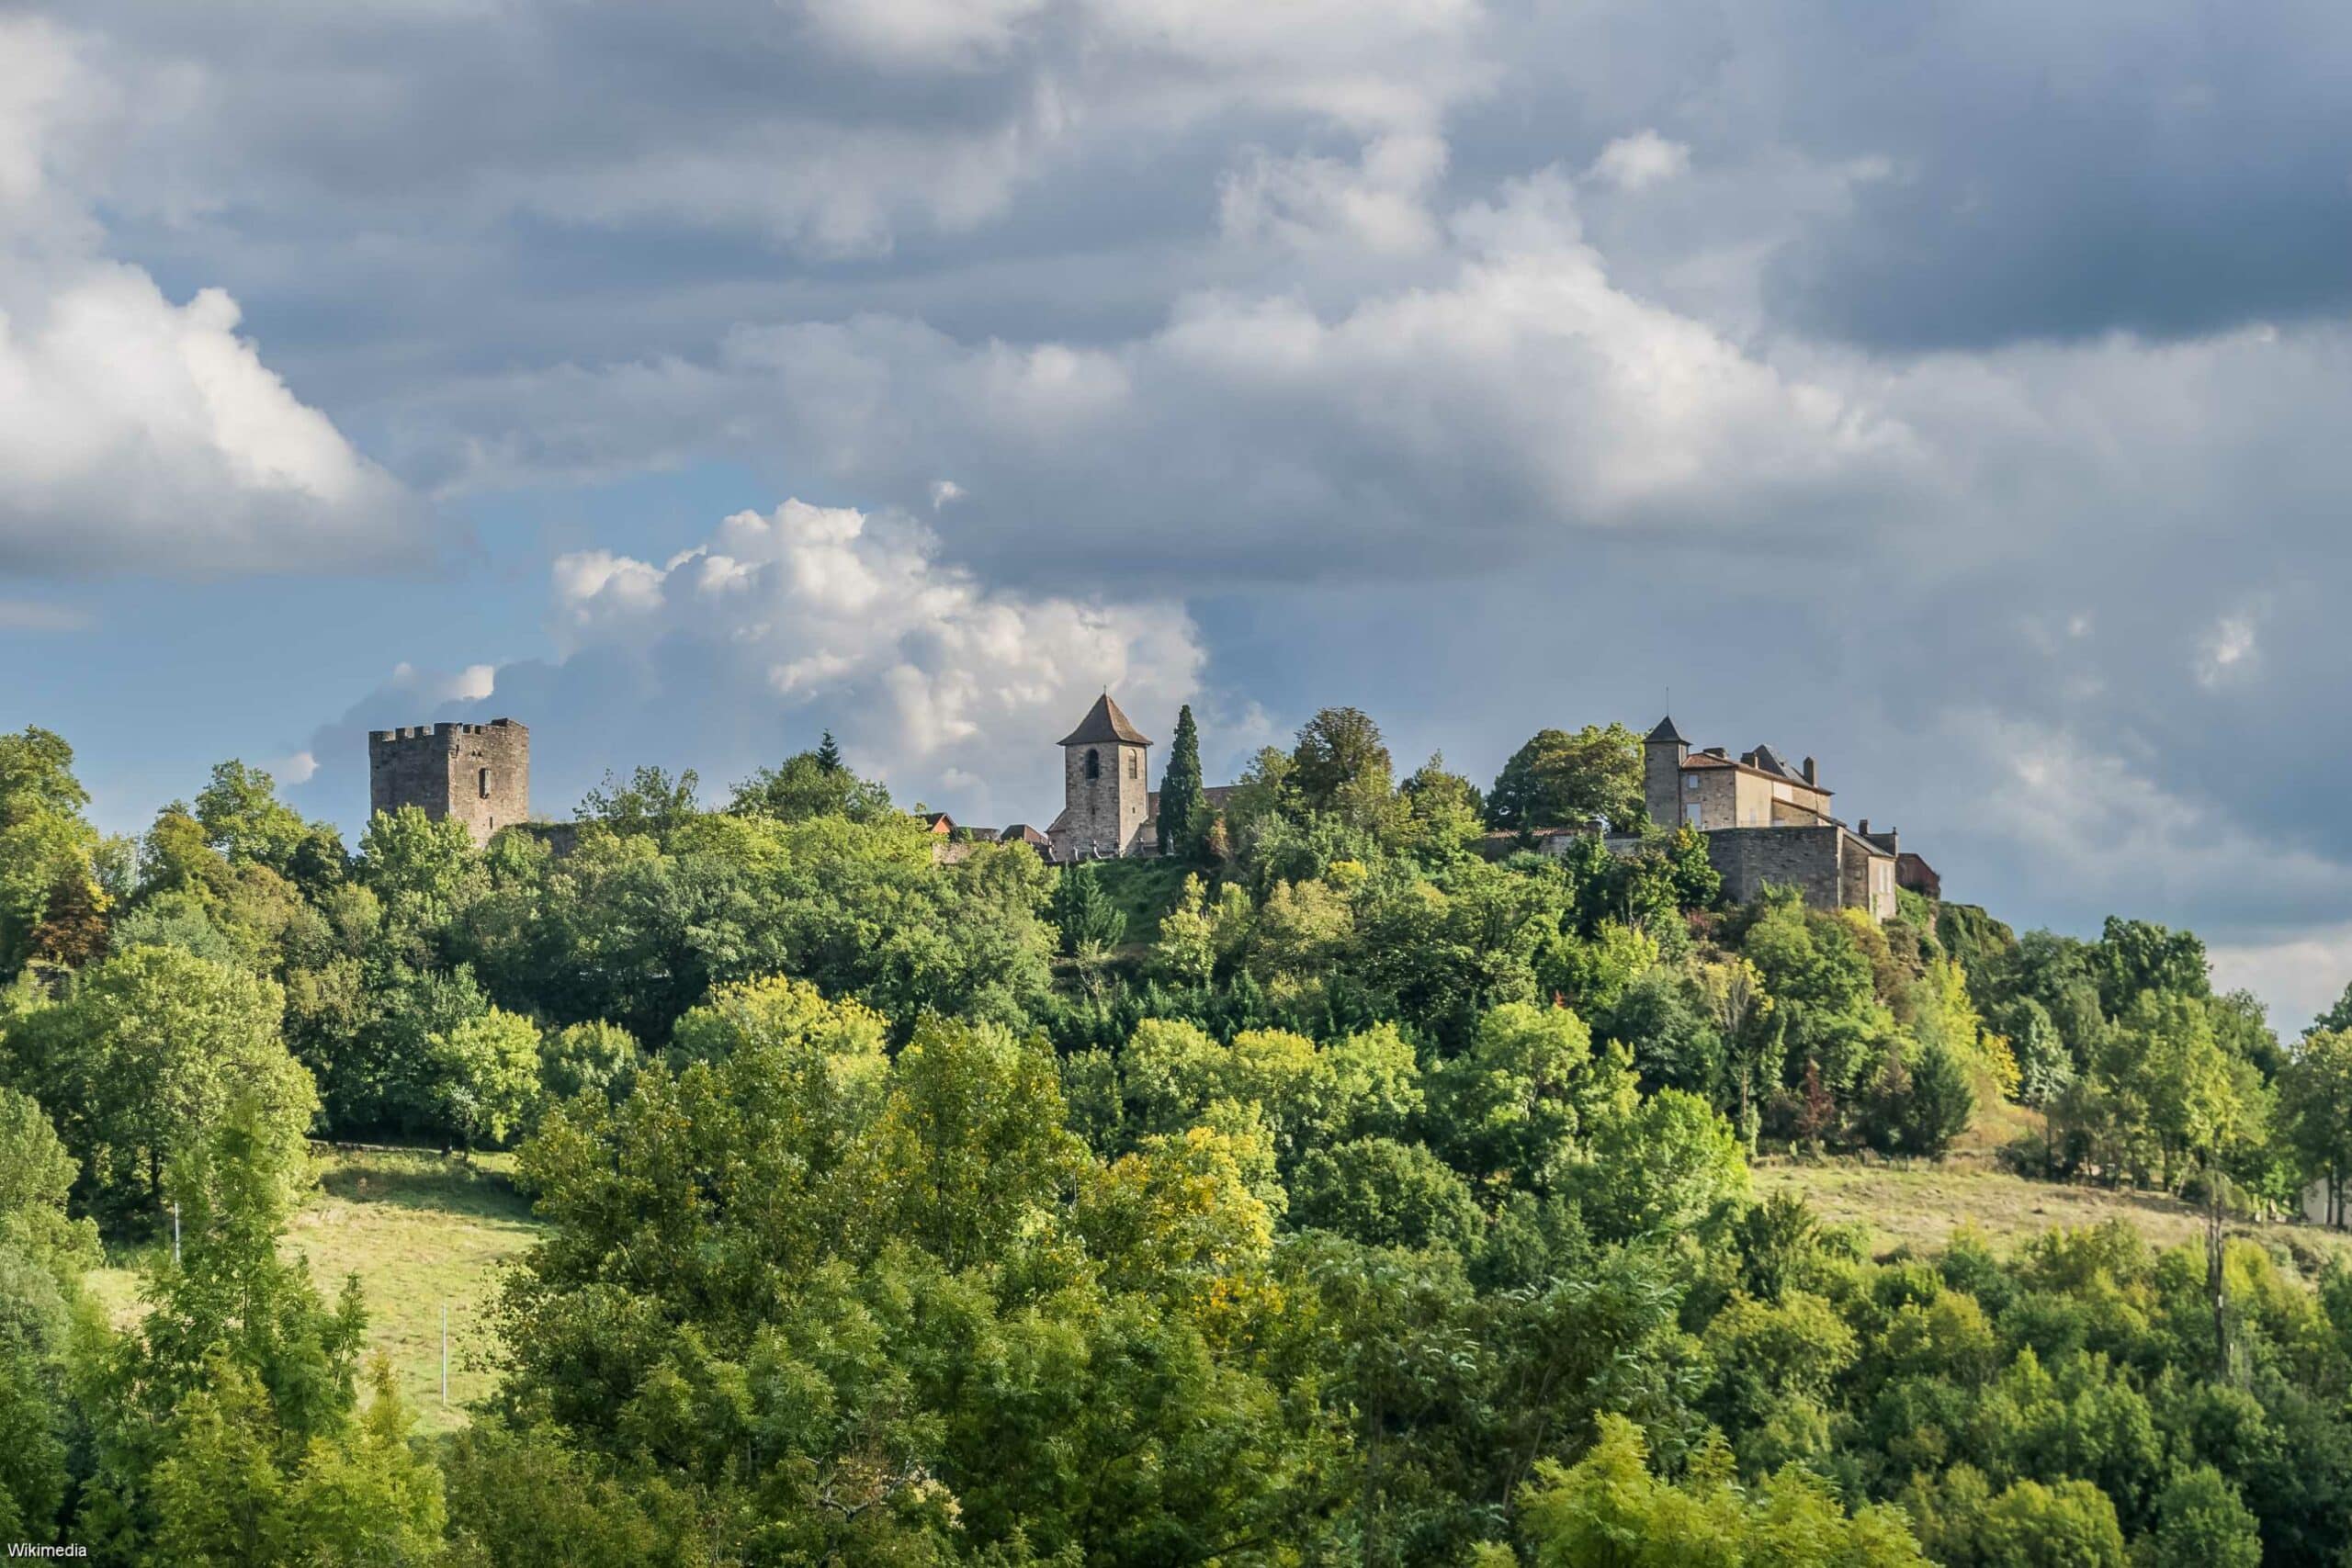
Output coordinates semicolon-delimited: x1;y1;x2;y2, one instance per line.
1046;693;1154;861
1042;693;1235;863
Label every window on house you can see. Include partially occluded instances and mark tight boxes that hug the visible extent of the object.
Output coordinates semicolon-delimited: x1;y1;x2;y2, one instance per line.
1085;749;1101;780
478;767;491;798
1685;802;1702;826
1127;751;1137;779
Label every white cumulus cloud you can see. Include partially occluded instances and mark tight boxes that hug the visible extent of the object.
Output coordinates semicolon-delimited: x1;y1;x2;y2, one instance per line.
400;171;1918;586
2210;924;2352;1035
798;0;1048;69
1219;132;1448;256
545;499;1203;774
0;16;417;579
2196;604;2264;688
384;660;499;707
1586;131;1690;192
298;497;1206;827
1894;705;2352;931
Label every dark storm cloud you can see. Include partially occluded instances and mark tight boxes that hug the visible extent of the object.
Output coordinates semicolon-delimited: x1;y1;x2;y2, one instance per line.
1745;0;2352;347
1421;2;2352;350
59;0;2352;383
56;0;1488;417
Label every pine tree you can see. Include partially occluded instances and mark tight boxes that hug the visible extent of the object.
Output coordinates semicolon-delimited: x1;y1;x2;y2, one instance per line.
1158;705;1207;860
815;730;844;773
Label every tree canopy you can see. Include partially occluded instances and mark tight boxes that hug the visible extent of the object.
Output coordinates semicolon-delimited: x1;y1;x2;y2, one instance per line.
1486;723;1647;834
0;711;2341;1563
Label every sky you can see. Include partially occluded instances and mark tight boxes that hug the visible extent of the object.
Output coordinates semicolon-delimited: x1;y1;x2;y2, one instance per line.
4;1;2350;1025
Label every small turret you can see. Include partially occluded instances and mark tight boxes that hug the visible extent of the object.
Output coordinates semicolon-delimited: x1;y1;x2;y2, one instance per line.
1643;715;1689;828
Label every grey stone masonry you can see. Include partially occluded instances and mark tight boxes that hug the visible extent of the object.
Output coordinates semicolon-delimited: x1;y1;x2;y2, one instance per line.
1051;694;1152;860
1057;731;1151;858
1643;716;1690;828
368;718;529;847
1704;824;1895;921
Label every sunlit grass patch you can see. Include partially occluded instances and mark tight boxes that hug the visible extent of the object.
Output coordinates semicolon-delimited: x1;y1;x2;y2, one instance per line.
83;1145;542;1435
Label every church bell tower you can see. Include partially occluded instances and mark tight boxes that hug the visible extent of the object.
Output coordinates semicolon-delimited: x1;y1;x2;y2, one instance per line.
1056;693;1151;859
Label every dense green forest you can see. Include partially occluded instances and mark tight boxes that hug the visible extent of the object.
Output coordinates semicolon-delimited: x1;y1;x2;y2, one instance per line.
5;710;2352;1564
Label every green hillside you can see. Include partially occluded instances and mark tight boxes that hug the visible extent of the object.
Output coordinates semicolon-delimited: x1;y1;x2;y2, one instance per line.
84;1146;538;1436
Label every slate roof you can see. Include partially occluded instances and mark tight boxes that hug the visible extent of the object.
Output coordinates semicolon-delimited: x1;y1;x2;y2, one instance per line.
1682;749;1834;795
1057;693;1151;748
1645;714;1690;745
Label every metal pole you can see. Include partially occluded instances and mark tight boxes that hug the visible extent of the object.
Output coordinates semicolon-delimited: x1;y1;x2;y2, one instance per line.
440;1305;448;1404
171;1202;180;1267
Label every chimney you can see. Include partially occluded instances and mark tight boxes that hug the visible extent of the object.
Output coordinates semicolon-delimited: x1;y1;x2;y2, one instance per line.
1858;818;1870;835
1704;747;1727;759
1802;756;1816;785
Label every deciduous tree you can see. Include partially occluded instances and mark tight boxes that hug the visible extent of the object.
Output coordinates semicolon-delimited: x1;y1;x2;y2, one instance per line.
729;749;892;823
0;728;107;974
1290;706;1392;822
3;946;312;1213
193;760;311;872
1511;1413;1928;1565
428;1007;544;1148
1486;724;1646;834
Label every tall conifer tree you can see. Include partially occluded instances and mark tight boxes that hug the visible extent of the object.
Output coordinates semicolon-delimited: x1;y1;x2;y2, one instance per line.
815;730;844;773
1158;705;1207;860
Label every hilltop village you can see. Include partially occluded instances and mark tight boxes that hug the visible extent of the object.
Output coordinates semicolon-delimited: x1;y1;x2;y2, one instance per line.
368;693;1938;920
9;687;2337;1568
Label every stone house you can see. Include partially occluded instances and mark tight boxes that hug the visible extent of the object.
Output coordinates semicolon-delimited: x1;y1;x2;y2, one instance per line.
1896;852;1941;900
931;819;1053;864
1643;716;1899;920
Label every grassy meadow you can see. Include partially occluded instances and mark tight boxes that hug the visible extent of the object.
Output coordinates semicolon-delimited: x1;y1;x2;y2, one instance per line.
85;1145;541;1435
1757;1155;2352;1278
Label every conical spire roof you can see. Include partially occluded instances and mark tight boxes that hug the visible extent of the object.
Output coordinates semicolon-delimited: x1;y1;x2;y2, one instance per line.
1645;715;1689;745
1058;692;1151;748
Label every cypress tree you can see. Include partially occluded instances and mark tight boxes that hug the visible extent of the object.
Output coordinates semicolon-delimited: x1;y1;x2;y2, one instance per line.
815;730;844;773
1050;863;1126;955
1158;705;1207;860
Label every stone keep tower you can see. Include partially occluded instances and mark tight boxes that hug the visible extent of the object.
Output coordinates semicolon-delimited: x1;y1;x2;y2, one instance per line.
1057;694;1151;859
368;718;529;847
1643;714;1690;828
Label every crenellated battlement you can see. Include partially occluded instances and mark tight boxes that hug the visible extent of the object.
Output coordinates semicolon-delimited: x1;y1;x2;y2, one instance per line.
369;717;526;745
